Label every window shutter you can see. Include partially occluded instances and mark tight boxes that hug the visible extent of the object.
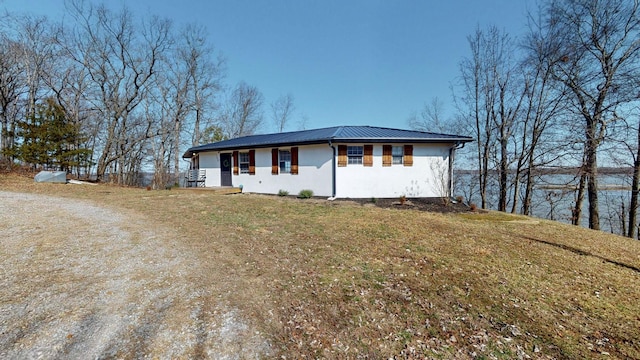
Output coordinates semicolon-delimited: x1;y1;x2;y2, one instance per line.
232;151;239;175
363;145;373;167
271;148;278;174
249;150;256;174
338;145;347;167
382;145;392;167
404;145;413;167
291;147;299;175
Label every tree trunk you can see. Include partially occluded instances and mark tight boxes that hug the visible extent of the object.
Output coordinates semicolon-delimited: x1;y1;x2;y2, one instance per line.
511;163;522;214
480;145;489;209
499;135;508;212
173;117;180;184
573;171;586;226
628;128;640;238
96;118;117;181
585;137;600;230
620;199;627;237
0;117;8;161
523;166;534;216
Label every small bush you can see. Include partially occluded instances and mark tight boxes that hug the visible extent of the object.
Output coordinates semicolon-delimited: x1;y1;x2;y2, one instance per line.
278;189;289;196
298;189;314;199
455;195;464;203
469;203;477;211
399;195;407;205
370;197;377;204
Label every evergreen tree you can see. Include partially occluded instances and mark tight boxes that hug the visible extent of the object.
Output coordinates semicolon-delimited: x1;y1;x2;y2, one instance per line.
5;98;92;171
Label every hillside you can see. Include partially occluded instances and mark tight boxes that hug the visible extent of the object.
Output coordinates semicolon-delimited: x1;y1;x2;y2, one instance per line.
1;173;639;359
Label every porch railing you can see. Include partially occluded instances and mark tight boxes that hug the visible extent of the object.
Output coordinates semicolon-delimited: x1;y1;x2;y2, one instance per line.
186;169;206;187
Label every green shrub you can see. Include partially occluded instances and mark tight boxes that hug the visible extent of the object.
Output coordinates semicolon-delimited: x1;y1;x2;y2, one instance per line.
278;189;289;196
298;189;314;199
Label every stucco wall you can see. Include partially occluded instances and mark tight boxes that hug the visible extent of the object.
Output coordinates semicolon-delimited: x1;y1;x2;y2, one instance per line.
196;143;453;198
199;152;221;187
234;144;333;196
334;143;451;198
198;144;334;196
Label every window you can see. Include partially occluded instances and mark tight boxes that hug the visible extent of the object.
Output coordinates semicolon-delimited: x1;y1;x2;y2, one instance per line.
392;146;404;165
347;146;363;165
383;145;413;167
279;150;291;173
272;147;299;174
239;152;250;174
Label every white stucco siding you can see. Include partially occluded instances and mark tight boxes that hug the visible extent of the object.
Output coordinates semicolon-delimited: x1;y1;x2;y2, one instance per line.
334;143;451;198
232;144;334;196
198;152;221;187
196;142;454;198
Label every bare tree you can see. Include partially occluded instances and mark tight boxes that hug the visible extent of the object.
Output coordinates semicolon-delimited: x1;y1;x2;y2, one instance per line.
458;26;524;212
0;36;24;162
14;15;55;119
540;0;640;230
2;2;229;185
158;31;193;185
126;22;225;188
515;14;569;215
219;82;264;138
146;63;185;188
43;20;98;177
64;1;171;183
180;23;225;147
490;28;526;212
408;97;448;133
628;108;640;238
0;14;56;163
458;28;494;209
271;93;295;133
614;105;640;238
297;113;309;131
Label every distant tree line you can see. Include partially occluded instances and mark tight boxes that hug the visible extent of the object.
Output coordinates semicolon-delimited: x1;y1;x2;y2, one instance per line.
410;0;640;237
0;0;297;188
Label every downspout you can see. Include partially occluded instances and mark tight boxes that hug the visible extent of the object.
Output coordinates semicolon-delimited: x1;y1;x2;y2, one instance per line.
328;140;336;200
448;141;465;199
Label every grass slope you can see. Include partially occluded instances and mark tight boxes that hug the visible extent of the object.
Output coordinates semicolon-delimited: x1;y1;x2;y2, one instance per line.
2;173;639;359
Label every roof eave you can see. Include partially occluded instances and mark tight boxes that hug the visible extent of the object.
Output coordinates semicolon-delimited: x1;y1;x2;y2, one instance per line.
330;137;474;143
183;139;330;157
183;136;473;158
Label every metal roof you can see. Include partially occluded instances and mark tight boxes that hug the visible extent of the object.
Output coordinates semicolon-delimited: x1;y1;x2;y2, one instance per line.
183;125;473;158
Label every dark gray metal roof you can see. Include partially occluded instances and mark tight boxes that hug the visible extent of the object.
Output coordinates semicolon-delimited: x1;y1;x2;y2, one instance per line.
183;125;473;158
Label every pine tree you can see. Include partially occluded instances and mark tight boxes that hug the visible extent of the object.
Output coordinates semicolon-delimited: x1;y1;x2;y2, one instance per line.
7;98;92;171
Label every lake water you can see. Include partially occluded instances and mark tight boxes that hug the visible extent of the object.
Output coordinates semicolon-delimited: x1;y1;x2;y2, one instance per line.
454;172;633;235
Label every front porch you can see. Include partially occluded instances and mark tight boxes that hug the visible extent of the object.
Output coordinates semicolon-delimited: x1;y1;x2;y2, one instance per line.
181;168;240;194
176;186;242;195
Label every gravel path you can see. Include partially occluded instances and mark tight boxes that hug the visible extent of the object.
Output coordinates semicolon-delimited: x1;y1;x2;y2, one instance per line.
0;191;271;359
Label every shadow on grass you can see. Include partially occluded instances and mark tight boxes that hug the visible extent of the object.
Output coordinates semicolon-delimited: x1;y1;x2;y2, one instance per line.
518;234;640;274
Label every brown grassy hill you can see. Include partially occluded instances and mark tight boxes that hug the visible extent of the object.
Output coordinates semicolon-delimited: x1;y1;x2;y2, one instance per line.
1;173;639;359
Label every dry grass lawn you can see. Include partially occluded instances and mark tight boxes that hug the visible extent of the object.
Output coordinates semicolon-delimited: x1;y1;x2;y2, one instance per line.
1;173;640;359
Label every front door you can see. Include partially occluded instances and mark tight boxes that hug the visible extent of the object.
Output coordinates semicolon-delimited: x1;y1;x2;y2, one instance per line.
220;153;232;186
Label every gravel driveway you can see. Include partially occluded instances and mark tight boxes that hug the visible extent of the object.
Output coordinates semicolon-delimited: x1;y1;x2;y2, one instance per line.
0;191;271;359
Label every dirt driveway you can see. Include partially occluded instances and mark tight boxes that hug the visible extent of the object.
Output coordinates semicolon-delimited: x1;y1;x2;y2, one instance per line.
0;191;271;359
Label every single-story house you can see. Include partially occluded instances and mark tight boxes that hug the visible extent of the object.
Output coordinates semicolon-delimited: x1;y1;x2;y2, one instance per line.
182;126;473;199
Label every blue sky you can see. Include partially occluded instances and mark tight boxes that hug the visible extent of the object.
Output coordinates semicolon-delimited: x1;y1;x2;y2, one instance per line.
2;0;532;133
